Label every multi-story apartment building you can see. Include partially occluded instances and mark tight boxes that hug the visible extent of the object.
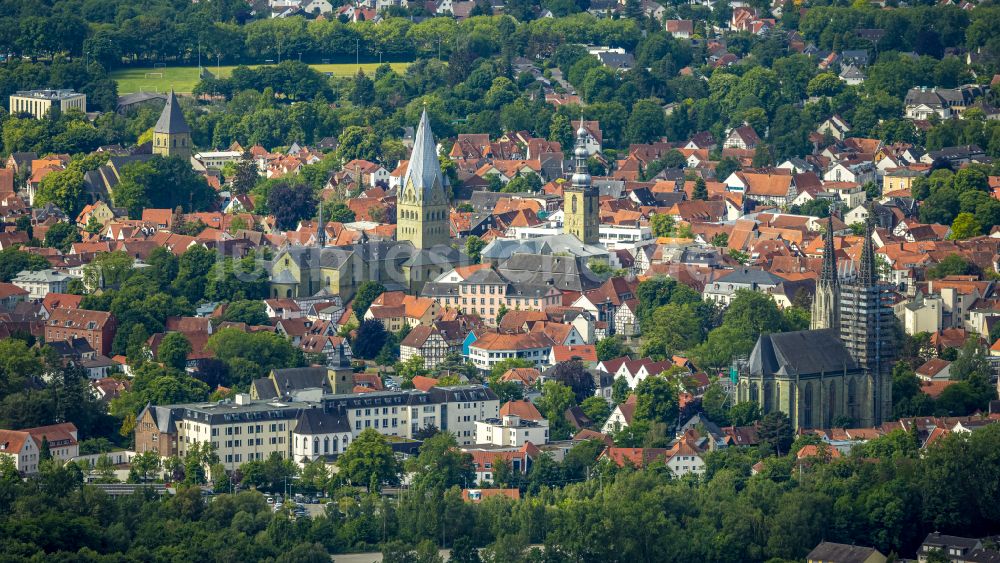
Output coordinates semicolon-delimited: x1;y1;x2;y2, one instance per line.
44;308;117;355
135;386;500;470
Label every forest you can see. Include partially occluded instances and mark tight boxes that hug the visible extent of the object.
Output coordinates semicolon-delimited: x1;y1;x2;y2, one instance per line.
2;419;1000;562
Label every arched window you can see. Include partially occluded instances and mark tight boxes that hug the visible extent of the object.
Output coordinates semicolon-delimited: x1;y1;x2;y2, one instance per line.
323;437;329;454
313;438;319;454
803;382;813;428
828;381;837;425
847;378;858;422
286;289;292;298
763;382;773;413
750;382;759;404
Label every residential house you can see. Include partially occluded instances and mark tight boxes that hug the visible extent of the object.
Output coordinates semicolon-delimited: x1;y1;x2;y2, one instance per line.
703;268;785;306
602;394;637;433
0;430;39;474
806;542;886;563
399;321;467;369
723;125;761;150
12;269;72;300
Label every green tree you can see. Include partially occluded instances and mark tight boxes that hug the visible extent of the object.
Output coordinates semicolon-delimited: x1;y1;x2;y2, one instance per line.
650;213;675;237
353;281;387;318
536;381;576;440
465;236;486;264
219;300;269;326
336;428;402;491
128;450;162;483
596;336;628;361
231;149;260;195
758;411;793;455
350;70;376;106
634;373;679;427
949;212;981;240
625;99;667;144
0;247;49;282
405;432;475;490
43;222;80;252
157;332;192;371
353;319;389;360
580;396;611;427
692;177;708;200
35;168;85;217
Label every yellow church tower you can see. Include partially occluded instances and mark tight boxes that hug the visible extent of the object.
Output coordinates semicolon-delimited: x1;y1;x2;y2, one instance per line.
152;90;192;160
397;109;450;249
563;121;599;244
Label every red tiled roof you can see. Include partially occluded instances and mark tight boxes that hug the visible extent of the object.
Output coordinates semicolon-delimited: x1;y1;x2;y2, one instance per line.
499;400;543;421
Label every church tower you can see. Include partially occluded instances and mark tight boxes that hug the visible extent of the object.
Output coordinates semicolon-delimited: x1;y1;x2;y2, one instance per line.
811;213;840;330
839;204;894;425
152;90;192;160
563;121;599;245
397;109;450;250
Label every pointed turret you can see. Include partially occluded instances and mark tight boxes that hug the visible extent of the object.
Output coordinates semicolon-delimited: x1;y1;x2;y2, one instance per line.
811;212;841;331
397;108;450;249
820;213;838;287
154;90;191;135
402;109;446;201
316;199;326;247
152;90;192;159
857;203;878;287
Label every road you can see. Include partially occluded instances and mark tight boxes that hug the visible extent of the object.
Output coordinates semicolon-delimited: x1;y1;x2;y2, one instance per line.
331;550;451;563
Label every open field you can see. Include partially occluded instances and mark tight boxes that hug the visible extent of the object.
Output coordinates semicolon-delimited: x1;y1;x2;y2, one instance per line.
111;62;411;94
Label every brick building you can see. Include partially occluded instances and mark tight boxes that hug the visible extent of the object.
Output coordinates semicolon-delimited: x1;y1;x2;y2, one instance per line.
44;308;117;356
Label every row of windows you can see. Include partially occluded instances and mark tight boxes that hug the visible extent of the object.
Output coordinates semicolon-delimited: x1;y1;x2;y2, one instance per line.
356;418;399;430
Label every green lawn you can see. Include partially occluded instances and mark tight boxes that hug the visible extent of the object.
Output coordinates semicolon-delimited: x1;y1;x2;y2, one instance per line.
111;62;411;94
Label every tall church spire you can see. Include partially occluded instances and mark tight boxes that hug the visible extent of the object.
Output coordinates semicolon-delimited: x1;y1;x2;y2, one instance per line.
316;198;325;247
820;213;838;286
858;203;878;287
397;108;449;250
152;90;192;159
811;212;840;330
839;201;894;426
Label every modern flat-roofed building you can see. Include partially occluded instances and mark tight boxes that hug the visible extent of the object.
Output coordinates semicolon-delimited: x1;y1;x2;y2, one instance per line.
10;90;87;119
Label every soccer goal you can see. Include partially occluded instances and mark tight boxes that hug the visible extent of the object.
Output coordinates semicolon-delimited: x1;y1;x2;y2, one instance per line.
144;72;164;79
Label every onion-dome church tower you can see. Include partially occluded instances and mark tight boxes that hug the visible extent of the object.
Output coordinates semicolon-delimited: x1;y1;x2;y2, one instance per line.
563;121;599;245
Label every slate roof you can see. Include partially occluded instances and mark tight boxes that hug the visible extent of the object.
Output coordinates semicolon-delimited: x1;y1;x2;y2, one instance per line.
749;329;858;377
293;408;351;434
402;109;447;199
154;90;191;135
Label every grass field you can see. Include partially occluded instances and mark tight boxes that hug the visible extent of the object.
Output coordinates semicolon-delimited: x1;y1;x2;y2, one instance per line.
111;62;411;94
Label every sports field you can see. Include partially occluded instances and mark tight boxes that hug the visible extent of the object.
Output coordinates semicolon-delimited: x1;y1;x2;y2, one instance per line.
111;62;411;94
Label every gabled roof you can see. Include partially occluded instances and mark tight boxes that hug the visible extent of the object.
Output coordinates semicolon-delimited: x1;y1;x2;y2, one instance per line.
749;329;858;377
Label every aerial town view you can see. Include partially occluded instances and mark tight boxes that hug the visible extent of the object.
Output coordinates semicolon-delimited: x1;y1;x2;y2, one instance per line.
2;0;1000;561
